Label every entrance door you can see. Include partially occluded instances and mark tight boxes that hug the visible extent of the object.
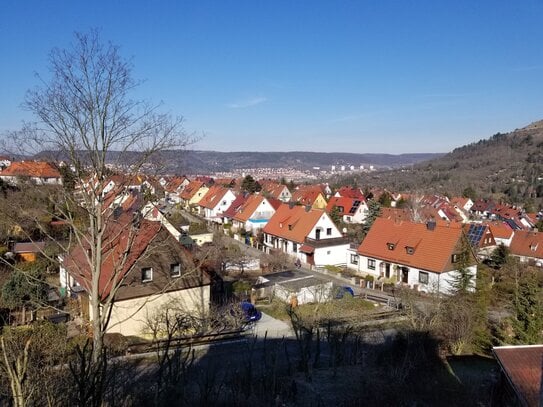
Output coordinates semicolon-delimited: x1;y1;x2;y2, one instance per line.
401;267;409;283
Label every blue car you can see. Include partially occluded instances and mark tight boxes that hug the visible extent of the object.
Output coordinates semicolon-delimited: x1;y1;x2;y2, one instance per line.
240;300;262;322
335;286;355;299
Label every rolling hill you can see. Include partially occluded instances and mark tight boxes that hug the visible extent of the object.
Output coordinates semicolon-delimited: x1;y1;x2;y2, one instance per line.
348;120;543;208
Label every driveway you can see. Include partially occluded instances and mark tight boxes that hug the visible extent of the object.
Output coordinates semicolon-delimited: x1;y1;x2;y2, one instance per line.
250;311;293;339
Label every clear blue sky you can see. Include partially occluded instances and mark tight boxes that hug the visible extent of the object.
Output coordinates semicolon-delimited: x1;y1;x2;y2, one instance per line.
1;1;543;154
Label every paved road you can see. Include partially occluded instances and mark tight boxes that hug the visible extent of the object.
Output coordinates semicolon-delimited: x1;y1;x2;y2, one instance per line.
251;311;293;339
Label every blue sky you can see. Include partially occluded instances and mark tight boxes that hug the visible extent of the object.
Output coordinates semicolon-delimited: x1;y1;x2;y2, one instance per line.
1;1;543;154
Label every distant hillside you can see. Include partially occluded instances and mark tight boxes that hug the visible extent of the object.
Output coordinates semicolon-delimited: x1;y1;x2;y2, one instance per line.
32;150;443;174
177;151;443;173
349;120;543;208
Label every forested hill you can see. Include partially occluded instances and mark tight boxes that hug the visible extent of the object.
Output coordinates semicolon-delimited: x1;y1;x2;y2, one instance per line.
350;120;543;207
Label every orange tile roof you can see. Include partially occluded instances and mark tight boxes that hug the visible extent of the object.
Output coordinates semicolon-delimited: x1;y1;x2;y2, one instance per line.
509;230;543;259
326;196;361;215
487;222;514;239
0;161;61;178
233;195;265;223
357;217;471;273
291;189;324;205
198;185;231;209
335;186;364;199
263;204;326;243
180;180;204;200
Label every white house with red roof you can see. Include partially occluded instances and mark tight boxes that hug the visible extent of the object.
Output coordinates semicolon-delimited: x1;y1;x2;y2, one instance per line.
326;196;368;223
198;185;237;223
509;230;543;266
232;194;281;232
263;203;349;267
0;161;62;185
354;218;477;294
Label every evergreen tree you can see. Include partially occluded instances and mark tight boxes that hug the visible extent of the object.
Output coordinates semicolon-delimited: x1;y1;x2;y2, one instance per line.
488;243;510;270
448;237;475;295
361;200;381;237
241;175;261;193
510;272;543;344
329;205;342;227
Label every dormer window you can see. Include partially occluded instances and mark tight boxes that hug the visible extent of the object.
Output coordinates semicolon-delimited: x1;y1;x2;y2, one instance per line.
288;225;293;231
530;243;538;252
170;263;181;278
406;246;414;255
141;267;153;282
387;243;395;250
451;254;459;263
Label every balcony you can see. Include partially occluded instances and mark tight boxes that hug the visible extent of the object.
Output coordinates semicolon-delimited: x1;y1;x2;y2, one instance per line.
304;236;350;248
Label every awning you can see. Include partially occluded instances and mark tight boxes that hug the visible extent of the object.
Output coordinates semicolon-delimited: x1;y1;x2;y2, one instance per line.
299;244;315;254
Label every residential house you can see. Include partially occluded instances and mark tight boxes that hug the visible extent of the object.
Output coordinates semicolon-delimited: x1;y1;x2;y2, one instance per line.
262;203;349;267
260;180;292;202
232;194;281;233
509;230;543;266
334;186;365;200
450;197;474;212
163;176;190;203
0;161;62;185
198;185;237;224
326;196;368;223
488;222;515;247
0;156;12;169
222;194;249;225
291;187;327;210
354;218;477;295
60;212;210;337
492;345;543;407
464;223;497;259
179;180;209;212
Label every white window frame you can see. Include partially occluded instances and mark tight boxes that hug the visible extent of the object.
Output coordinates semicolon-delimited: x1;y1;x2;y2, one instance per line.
170;263;181;278
142;267;153;282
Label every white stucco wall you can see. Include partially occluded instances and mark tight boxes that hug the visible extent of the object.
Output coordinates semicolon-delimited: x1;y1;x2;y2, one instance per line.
90;285;210;337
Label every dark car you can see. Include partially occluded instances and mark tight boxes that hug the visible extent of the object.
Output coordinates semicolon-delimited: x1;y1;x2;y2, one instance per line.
335;286;355;299
240;300;262;322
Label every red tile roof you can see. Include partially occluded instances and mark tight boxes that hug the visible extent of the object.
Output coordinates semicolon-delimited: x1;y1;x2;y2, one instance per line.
199;185;232;209
335;186;364;200
222;194;249;219
493;345;543;407
509;230;543;259
357;217;471;273
233;195;266;223
291;189;325;206
63;215;162;299
180;180;204;200
0;161;61;178
263;204;326;243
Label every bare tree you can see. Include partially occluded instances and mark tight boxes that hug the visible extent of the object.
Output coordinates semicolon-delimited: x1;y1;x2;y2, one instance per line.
6;30;193;365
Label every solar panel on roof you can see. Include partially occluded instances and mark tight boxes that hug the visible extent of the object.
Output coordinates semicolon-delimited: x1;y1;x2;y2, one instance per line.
349;200;361;214
466;224;486;247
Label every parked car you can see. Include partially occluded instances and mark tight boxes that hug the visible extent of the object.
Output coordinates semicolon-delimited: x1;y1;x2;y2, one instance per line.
335;286;355;299
240;300;262;322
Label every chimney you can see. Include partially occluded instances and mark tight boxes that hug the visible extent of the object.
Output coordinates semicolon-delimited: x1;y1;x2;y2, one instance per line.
305;205;311;212
426;219;436;231
288;201;295;209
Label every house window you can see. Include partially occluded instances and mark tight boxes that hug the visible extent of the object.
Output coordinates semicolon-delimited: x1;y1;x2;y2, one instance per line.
350;254;358;265
406;246;414;255
387;243;395;250
368;258;376;270
170;263;181;277
293;243;298;252
327;250;331;255
419;271;429;285
451;253;459;263
141;267;153;282
326;228;332;236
